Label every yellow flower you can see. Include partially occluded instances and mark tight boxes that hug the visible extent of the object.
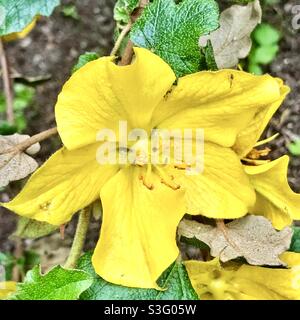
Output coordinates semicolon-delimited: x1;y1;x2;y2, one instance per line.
185;252;300;300
0;281;16;299
3;18;38;42
1;48;287;288
232;79;300;230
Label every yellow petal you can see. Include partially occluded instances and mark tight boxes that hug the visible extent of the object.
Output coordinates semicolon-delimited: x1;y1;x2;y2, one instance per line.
3;18;38;42
234;79;290;157
185;254;300;300
56;47;175;150
184;258;236;300
0;281;17;299
174;142;256;219
235;253;300;300
92;166;185;289
1;144;119;225
105;47;176;130
244;156;300;229
153;70;283;148
280;251;300;267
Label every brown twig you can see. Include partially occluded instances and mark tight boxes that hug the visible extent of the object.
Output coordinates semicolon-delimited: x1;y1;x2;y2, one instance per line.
111;22;132;56
0;38;14;124
118;0;149;66
3;127;58;155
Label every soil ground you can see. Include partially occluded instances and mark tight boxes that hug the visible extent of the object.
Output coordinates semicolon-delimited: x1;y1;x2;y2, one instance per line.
0;1;299;262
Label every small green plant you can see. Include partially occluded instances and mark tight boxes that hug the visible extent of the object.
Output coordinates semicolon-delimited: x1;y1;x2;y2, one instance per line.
248;23;281;74
288;140;300;156
0;84;35;135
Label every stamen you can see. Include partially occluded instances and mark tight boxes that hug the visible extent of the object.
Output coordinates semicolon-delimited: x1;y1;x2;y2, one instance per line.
155;166;181;190
247;147;271;160
255;133;279;147
139;164;154;190
174;163;191;170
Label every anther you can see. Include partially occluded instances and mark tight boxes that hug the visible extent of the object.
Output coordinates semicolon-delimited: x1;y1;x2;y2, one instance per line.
161;179;181;190
247;147;271;160
174;163;191;170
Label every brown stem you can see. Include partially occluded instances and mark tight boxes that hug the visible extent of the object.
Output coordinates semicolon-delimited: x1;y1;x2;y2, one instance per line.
2;127;58;155
118;0;149;66
119;40;134;66
0;38;14;124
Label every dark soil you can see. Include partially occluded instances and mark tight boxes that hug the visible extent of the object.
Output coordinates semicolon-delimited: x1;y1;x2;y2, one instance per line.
0;1;299;256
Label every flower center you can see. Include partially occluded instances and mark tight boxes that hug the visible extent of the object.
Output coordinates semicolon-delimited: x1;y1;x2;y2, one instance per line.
127;139;181;191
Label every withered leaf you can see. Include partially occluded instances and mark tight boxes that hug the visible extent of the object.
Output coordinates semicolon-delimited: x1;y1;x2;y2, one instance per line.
0;134;40;188
12;217;57;240
179;215;292;266
199;0;262;69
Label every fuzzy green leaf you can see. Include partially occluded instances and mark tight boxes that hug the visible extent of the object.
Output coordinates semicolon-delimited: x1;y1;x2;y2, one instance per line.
0;0;60;36
130;0;219;77
10;265;93;300
72;52;100;74
290;227;300;253
201;40;218;71
78;252;198;300
12;217;57;240
114;0;139;24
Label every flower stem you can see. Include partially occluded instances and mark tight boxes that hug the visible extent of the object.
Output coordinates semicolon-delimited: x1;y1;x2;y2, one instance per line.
64;207;91;269
0;38;14;124
119;0;149;66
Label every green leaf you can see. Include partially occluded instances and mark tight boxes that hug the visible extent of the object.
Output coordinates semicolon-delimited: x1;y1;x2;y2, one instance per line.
201;40;218;71
289;227;300;253
61;4;79;20
250;44;279;65
288;140;300;156
78;252;198;300
253;23;281;46
114;0;139;24
248;62;263;75
12;217;58;240
0;83;35;113
13;84;35;111
0;252;15;280
10;265;93;300
131;0;219;77
0;83;35;133
0;0;60;36
72;52;100;74
0;121;17;135
23;251;40;271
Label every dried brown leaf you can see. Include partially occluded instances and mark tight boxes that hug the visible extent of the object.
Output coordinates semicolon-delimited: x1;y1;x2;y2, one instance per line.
199;0;262;69
0;134;40;188
179;215;292;266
